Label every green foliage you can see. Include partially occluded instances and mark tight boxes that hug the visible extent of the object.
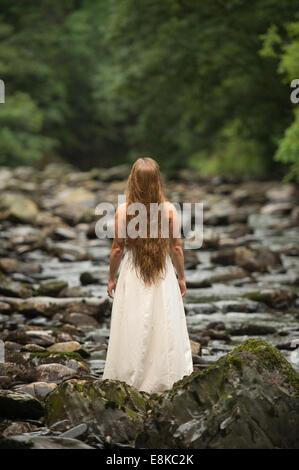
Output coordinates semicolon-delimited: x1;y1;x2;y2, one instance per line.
261;19;299;181
275;109;299;181
0;1;299;177
93;0;298;174
0;92;55;166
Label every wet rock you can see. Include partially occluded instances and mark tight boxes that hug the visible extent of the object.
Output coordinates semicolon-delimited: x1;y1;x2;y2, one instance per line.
5;329;56;347
207;321;226;331
0;390;44;419
80;271;103;286
1;420;40;438
0;362;38;387
186;267;248;287
47;341;89;358
0;301;11;312
36;364;79;383
0;377;11;388
0;258;41;275
211;246;281;272
201;229;220;249
0;278;32;298
205;206;248;226
4;341;22;352
0;435;94;449
30;351;90;372
62;312;99;327
86;221;98;239
50;419;72;432
0;193;39;223
244;289;296;310
186;279;211;288
266;184;297;202
0;296;111;319
192;355;210;367
15;382;57;400
261;202;293;216
190;340;201;356
50;227;77;241
37;281;68;297
291;206;299;223
136;339;299;449
208;267;248;283
54;187;95;207
22;344;46;353
45;241;89;261
276;339;299;351
235;246;281;272
45;379;159;446
91;164;130;182
59;286;89;297
185;303;215;315
59;423;88;440
229;323;277;336
214;299;265;313
248;213;285;230
201;329;231;342
53;205;96;226
184;251;199;270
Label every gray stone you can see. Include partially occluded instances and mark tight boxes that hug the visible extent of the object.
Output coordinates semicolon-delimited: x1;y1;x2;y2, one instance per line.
0;390;44;419
1;435;94;449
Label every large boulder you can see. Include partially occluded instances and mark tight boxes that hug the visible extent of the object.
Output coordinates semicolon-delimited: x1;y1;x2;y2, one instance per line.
136;339;299;449
44;339;299;449
45;379;160;447
0;390;44;420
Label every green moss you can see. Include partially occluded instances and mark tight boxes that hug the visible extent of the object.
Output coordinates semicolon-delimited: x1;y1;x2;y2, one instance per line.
29;351;85;362
124;407;138;419
168;339;299;400
72;380;89;393
223;353;245;373
45;393;66;424
231;339;299;392
243;292;274;306
37;281;68;297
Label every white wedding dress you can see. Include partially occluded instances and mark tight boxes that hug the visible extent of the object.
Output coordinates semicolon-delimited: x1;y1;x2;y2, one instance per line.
102;249;193;394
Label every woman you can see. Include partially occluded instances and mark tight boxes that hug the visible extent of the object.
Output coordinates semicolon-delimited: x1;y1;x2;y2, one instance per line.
102;157;193;393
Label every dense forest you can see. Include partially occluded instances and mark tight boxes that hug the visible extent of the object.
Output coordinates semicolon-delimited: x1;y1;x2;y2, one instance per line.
0;0;299;179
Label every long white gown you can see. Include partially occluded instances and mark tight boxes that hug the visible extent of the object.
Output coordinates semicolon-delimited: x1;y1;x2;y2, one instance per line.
102;249;193;394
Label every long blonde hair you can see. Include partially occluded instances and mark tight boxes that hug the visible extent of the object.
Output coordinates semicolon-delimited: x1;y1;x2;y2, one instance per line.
125;157;169;284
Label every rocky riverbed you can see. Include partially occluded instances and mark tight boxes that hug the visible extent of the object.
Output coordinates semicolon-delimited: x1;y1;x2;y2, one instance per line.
0;163;298;448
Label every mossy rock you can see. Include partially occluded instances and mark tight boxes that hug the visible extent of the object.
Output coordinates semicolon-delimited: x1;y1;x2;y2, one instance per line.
0;390;44;420
45;340;299;449
45;378;160;446
136;339;299;449
36;281;68;297
29;351;86;363
243;289;296;309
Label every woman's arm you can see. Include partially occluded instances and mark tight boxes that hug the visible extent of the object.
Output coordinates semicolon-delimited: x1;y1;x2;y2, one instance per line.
107;206;125;299
168;203;186;297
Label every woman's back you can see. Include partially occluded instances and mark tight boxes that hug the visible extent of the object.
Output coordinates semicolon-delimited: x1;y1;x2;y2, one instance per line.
103;158;193;393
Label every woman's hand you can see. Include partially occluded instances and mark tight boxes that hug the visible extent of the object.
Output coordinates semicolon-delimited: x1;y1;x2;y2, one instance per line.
107;279;116;299
178;278;186;297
